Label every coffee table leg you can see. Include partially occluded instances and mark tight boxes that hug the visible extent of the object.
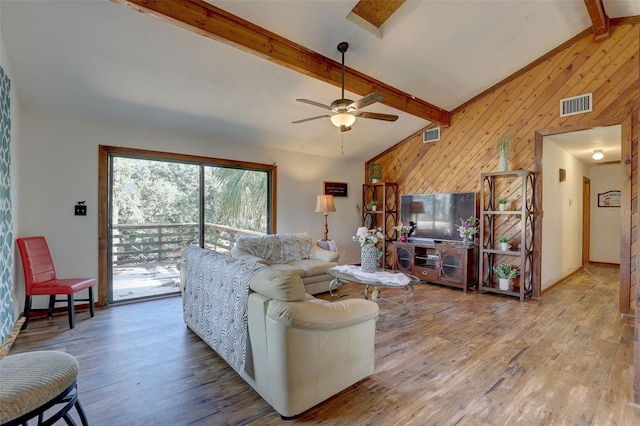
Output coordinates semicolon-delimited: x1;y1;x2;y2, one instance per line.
401;285;414;312
375;285;413;317
329;278;341;296
371;286;379;302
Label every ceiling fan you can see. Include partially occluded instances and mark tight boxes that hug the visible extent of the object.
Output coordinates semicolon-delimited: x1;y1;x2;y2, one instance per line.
292;41;398;132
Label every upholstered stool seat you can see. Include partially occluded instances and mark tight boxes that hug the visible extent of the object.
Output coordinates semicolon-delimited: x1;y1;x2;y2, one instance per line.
0;351;88;425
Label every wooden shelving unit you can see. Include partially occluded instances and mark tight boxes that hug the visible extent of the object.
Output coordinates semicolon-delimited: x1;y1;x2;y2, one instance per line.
362;182;398;269
479;170;537;301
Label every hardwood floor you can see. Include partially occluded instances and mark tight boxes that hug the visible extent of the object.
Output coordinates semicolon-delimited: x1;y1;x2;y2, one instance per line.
9;264;640;425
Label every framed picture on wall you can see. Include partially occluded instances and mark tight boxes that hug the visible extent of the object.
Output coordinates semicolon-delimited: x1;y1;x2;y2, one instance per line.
597;190;621;207
324;181;348;197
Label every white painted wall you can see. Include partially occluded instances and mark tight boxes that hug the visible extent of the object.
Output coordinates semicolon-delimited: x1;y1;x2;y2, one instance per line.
16;108;365;309
590;163;621;264
541;140;590;290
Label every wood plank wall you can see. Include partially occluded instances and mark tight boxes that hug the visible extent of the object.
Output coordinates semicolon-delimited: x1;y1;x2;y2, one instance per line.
367;23;639;312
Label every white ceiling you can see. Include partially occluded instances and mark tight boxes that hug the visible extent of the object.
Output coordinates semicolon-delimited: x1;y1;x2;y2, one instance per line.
1;0;639;162
545;125;622;166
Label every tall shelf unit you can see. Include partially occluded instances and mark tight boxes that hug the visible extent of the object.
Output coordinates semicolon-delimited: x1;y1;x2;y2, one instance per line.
479;170;537;301
362;182;398;269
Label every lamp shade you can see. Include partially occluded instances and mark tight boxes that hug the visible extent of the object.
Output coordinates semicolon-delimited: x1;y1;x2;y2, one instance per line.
330;113;356;128
410;201;425;214
315;195;336;213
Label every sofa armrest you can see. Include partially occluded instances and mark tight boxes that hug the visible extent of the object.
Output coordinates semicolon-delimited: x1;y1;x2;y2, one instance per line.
309;244;339;262
266;298;378;330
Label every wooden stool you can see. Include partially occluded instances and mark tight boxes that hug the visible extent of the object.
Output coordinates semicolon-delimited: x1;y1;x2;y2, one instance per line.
0;350;88;425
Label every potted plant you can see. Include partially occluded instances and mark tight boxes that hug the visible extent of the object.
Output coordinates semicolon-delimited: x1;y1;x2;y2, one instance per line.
497;235;510;251
497;198;509;211
371;199;378;211
493;262;518;291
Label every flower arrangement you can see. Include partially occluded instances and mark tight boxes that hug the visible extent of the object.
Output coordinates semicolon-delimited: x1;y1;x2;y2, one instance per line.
394;221;412;234
353;226;384;246
456;216;479;241
497;235;510;243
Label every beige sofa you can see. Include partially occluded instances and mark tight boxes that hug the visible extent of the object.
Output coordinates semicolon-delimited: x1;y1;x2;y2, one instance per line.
230;232;339;294
181;245;378;418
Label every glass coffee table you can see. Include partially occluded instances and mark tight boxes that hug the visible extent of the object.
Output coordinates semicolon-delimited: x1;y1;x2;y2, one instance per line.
327;266;420;316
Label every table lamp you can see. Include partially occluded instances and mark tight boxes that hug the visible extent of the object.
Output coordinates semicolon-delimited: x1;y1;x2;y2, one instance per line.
315;195;336;241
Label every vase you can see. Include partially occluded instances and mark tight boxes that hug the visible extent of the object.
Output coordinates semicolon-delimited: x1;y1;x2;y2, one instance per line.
400;233;408;242
500;242;510;251
461;236;474;248
498;278;510;291
360;244;378;273
498;147;508;172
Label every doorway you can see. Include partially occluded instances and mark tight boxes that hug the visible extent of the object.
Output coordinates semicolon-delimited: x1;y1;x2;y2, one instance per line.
535;117;631;313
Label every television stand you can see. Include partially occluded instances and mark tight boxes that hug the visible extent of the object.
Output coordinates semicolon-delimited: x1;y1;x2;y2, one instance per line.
393;241;477;292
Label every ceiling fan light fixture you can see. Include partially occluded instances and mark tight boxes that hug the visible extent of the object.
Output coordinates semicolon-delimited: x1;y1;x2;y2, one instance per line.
331;112;356;127
592;149;604;160
293;42;396;130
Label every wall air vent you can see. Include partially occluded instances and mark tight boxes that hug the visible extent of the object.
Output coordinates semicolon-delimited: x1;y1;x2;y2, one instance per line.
560;93;592;117
423;127;441;143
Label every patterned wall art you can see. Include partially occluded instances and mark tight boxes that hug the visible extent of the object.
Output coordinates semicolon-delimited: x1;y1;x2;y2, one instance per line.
0;66;13;346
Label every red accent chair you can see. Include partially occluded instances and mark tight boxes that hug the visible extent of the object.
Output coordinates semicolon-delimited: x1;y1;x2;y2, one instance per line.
17;236;95;330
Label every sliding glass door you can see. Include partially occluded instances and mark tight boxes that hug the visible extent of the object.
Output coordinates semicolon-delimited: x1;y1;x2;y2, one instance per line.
99;146;275;305
203;166;269;249
110;157;199;302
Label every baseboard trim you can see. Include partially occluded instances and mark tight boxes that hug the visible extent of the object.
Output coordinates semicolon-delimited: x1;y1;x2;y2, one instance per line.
587;261;620;267
541;263;621;296
541;266;583;296
24;303;93;320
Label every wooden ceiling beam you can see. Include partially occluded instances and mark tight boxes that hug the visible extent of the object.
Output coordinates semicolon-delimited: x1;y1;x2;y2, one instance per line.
112;0;451;126
584;0;610;40
350;0;406;28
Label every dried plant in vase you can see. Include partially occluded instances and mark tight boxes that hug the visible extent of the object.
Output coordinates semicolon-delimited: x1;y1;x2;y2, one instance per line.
495;136;512;172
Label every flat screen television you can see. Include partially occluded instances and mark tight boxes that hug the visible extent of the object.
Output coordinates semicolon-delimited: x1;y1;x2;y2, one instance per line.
400;192;477;243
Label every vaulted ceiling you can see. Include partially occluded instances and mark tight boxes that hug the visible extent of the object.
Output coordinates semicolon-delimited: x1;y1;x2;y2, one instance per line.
1;0;639;161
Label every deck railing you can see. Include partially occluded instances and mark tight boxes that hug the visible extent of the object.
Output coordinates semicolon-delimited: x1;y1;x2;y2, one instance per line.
112;223;264;266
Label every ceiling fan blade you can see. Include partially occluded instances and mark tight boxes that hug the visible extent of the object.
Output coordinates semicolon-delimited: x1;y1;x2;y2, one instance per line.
350;93;384;110
291;115;330;124
296;99;332;110
356;111;399;122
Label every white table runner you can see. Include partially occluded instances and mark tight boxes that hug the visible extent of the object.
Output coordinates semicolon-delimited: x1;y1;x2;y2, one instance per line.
331;264;410;285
